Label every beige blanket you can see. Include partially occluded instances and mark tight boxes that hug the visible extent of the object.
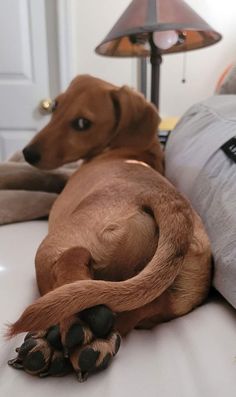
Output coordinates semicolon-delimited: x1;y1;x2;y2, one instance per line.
0;152;78;225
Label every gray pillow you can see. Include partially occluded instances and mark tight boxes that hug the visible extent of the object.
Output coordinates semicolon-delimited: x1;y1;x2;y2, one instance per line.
165;95;236;309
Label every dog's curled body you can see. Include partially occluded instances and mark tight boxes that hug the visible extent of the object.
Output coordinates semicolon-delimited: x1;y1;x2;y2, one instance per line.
10;155;211;336
40;159;160;281
8;75;212;339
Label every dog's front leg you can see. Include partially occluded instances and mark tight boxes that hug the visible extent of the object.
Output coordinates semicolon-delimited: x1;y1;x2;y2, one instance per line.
52;247;120;381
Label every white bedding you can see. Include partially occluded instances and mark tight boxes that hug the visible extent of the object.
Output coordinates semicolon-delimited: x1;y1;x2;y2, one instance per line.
0;221;236;397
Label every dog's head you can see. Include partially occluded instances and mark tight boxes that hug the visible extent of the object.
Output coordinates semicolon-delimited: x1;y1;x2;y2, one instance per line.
23;75;160;169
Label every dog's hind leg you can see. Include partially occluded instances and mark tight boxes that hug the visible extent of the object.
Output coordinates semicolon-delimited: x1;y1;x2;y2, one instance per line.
9;246;120;380
115;291;175;337
9;246;93;376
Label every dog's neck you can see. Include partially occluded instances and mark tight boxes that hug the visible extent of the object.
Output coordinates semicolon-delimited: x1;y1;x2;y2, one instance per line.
84;137;165;175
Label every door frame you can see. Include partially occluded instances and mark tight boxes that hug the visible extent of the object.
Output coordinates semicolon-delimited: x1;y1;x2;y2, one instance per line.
57;0;74;91
45;0;74;95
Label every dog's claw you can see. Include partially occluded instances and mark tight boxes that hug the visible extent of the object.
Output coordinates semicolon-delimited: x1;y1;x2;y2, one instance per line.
13;362;24;370
8;357;19;365
76;370;89;383
8;357;23;369
63;347;69;358
39;371;49;378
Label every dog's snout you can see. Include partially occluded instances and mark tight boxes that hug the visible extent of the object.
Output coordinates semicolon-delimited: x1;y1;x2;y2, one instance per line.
23;146;41;165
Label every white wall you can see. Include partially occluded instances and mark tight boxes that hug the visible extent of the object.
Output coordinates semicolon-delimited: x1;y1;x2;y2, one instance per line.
70;0;137;87
70;0;236;117
160;0;236;117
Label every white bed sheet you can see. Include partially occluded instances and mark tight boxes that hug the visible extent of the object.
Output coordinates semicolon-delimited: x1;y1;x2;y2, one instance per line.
0;221;236;397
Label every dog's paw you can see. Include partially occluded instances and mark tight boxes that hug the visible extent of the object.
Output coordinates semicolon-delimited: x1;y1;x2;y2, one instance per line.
70;331;121;382
60;305;121;381
8;329;72;377
8;305;121;381
61;305;115;353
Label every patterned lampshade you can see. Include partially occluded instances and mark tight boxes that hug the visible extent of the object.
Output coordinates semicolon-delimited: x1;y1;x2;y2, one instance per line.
95;0;222;57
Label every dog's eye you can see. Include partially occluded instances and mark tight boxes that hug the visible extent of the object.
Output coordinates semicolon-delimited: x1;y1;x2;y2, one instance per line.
71;118;92;131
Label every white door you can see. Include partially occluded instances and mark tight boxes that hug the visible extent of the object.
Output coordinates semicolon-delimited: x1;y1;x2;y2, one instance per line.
0;0;61;160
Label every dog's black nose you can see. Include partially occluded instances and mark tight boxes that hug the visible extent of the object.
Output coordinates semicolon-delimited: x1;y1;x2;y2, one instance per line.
22;146;41;165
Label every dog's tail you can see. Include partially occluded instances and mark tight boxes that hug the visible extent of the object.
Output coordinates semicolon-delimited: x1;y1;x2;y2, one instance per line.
7;190;193;337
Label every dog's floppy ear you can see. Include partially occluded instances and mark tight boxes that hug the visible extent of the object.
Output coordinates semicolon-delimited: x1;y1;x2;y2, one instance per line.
110;86;161;149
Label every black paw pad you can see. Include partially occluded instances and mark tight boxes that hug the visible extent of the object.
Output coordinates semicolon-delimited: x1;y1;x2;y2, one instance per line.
9;337;53;376
65;323;84;350
24;339;52;375
46;325;63;350
23;351;47;374
16;338;37;359
43;351;72;377
78;347;99;373
80;305;115;338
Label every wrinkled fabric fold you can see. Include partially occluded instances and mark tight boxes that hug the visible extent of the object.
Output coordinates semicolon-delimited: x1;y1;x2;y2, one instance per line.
0;151;78;225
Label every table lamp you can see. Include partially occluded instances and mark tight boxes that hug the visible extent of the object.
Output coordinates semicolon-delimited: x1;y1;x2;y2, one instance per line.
95;0;222;109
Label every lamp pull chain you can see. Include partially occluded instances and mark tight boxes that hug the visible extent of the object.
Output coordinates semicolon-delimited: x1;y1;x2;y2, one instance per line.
182;53;187;84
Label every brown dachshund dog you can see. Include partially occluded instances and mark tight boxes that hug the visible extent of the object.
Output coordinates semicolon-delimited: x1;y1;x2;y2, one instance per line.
7;75;211;381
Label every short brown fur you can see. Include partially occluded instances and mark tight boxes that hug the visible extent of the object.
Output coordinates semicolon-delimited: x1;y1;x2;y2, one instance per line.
7;75;212;338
